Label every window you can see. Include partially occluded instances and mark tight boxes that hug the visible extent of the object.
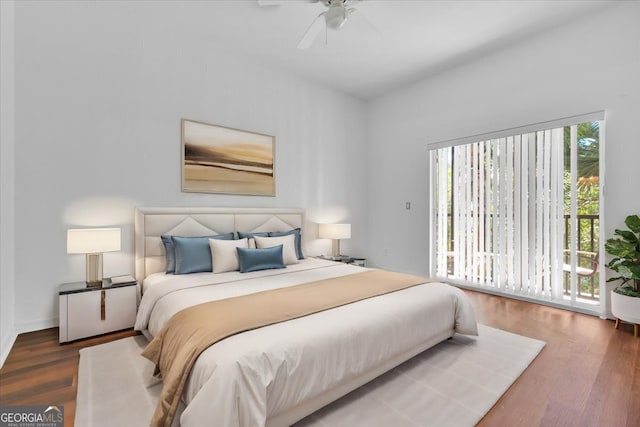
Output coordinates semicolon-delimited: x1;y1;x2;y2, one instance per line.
429;112;604;311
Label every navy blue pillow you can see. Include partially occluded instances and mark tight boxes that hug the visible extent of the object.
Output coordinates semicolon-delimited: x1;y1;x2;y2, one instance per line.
237;245;285;273
269;228;304;260
169;233;234;275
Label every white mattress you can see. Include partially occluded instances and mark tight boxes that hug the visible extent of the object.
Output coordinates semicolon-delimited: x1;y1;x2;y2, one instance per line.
135;258;478;427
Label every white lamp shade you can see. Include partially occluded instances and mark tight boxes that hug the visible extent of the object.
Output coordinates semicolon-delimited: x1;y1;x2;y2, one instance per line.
67;228;121;254
318;223;351;240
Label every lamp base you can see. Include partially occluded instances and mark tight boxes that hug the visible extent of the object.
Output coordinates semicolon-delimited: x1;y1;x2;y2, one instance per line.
85;284;103;289
85;253;104;287
332;239;342;258
85;280;103;288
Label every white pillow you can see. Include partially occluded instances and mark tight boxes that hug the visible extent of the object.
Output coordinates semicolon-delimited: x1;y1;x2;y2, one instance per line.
254;234;299;265
209;238;249;273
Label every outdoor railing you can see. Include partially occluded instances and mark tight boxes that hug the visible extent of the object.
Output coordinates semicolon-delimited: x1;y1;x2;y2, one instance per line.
563;214;600;300
445;213;601;301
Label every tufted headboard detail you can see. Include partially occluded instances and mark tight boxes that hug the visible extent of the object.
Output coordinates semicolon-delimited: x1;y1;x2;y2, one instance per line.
134;207;306;283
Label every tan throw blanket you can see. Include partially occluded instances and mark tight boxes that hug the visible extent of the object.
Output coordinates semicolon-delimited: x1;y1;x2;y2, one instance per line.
142;269;431;427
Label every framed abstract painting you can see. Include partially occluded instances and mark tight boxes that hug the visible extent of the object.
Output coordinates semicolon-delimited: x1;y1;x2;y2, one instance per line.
181;119;275;196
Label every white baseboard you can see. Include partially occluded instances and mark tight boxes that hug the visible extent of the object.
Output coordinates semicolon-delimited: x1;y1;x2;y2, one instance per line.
15;316;58;335
0;329;17;368
0;318;58;367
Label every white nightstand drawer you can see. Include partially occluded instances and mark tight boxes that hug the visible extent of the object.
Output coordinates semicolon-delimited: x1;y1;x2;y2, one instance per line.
59;283;137;342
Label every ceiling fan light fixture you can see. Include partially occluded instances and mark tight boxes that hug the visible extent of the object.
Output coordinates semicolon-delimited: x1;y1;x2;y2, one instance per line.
325;5;347;30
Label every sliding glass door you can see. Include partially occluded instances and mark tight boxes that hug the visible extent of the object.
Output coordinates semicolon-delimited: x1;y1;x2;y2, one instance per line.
429;114;603;312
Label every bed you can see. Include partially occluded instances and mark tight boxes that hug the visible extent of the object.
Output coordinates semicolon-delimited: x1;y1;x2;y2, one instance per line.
133;207;478;427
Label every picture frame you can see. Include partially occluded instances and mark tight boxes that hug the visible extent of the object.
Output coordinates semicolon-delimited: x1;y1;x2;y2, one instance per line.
181;119;275;196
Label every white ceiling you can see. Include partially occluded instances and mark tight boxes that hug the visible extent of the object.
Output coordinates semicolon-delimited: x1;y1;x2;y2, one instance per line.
167;0;616;100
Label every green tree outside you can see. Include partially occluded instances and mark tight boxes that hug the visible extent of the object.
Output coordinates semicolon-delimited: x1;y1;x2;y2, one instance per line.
563;121;600;298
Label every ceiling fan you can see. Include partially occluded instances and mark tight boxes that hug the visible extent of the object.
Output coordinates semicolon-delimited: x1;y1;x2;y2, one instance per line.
258;0;373;49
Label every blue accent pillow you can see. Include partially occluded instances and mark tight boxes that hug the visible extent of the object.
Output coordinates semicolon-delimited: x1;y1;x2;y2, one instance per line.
161;234;177;273
237;231;270;240
269;228;304;260
170;233;235;275
237;245;285;273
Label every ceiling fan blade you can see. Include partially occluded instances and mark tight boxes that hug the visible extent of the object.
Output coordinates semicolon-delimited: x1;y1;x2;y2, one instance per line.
297;13;326;49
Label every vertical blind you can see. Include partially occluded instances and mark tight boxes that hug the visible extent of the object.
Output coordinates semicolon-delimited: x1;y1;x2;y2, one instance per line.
430;112;603;303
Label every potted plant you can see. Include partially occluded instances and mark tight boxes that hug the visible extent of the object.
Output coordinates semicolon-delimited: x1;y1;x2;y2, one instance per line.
605;214;640;337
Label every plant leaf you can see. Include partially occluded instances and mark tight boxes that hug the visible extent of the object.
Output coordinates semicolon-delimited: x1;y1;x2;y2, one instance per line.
607;258;620;268
617;265;638;279
614;229;638;243
625;214;640;233
605;239;637;258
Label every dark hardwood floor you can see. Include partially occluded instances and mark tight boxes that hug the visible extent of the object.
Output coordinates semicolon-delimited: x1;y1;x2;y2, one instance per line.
0;328;138;427
468;291;640;427
0;290;638;427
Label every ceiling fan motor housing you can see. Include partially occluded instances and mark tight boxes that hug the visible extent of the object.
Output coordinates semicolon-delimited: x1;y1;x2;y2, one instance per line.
325;0;348;30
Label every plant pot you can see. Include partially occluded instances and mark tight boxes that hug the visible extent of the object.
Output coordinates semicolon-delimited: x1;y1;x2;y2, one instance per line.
611;289;640;329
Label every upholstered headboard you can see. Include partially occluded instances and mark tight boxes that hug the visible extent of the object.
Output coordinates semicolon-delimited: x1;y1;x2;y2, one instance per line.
134;207;306;283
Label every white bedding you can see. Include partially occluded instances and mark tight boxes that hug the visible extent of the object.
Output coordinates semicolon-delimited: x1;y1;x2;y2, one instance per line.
135;258;478;427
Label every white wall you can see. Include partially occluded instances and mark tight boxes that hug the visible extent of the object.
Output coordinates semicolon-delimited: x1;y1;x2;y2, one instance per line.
0;0;17;366
11;1;368;334
367;2;640;314
6;2;639;357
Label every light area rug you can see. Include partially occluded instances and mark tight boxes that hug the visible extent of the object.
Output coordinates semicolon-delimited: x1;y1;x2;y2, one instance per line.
76;325;544;427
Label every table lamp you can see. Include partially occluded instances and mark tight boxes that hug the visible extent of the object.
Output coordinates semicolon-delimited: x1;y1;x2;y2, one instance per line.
67;228;121;286
318;223;351;259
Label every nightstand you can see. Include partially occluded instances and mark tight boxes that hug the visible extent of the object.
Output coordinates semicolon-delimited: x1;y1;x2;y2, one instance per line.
58;280;138;343
318;255;366;267
343;257;366;267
